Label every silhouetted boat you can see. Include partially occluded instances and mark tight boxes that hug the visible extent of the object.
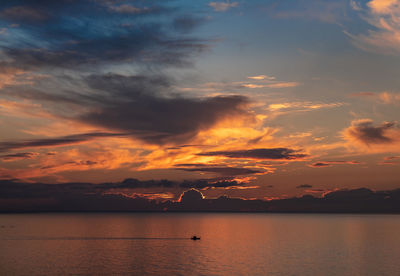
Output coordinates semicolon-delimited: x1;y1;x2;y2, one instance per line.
191;235;200;240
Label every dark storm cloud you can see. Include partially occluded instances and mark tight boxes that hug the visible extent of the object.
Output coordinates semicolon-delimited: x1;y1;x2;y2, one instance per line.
4;73;250;146
79;75;250;144
345;120;396;144
0;132;126;152
197;148;308;160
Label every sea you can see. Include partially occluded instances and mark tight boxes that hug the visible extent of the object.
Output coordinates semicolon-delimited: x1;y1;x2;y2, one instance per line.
0;213;399;275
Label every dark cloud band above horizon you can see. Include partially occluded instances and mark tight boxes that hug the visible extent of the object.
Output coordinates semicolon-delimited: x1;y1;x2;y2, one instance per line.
197;148;308;160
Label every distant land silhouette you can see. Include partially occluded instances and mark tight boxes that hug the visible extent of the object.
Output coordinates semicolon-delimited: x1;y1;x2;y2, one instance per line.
1;179;400;213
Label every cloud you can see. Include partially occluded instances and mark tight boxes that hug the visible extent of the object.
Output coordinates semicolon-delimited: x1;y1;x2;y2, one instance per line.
323;188;375;200
308;160;361;168
350;0;362;11
268;102;345;111
102;1;170;15
0;152;39;161
2;179;400;212
0;66;26;89
109;4;143;14
99;178;254;190
0;0;313;183
179;76;302;94
0;2;208;71
122;192;175;200
343;119;398;145
350;92;377;97
269;0;347;24
209;1;238;12
379;155;400;165
78;74;251;145
216;75;301;90
350;91;400;105
247;75;276;80
296;184;313;188
0;5;50;22
241;82;301;89
197;148;308;160
107;4;163;14
108;178;259;191
3;30;207;70
368;0;397;13
176;166;263;176
378;92;400;104
265;101;345;121
349;0;400;55
0;178;252;201
0;132;126;152
384;155;400;160
180;179;245;189
3;70;252;149
309;162;331;167
0;1;262;152
98;178;176;189
172;15;206;34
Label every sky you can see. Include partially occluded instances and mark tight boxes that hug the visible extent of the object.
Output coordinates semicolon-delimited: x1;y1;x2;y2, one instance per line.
0;0;400;201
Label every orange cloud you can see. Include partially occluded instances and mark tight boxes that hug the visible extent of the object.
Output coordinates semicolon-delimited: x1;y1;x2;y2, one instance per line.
0;99;55;119
247;75;275;80
350;91;400;105
378;155;400;165
378;92;400;104
268;102;344;111
0;67;25;88
240;82;301;89
308;160;361;168
349;0;400;55
266;101;345;121
368;0;398;13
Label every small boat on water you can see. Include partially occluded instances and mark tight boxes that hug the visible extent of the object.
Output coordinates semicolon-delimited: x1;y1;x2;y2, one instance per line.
191;235;200;240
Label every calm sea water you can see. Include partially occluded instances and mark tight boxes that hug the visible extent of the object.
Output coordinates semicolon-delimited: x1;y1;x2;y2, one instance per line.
1;213;400;276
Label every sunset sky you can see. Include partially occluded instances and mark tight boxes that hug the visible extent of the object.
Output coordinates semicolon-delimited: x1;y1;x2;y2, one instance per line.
1;0;400;200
